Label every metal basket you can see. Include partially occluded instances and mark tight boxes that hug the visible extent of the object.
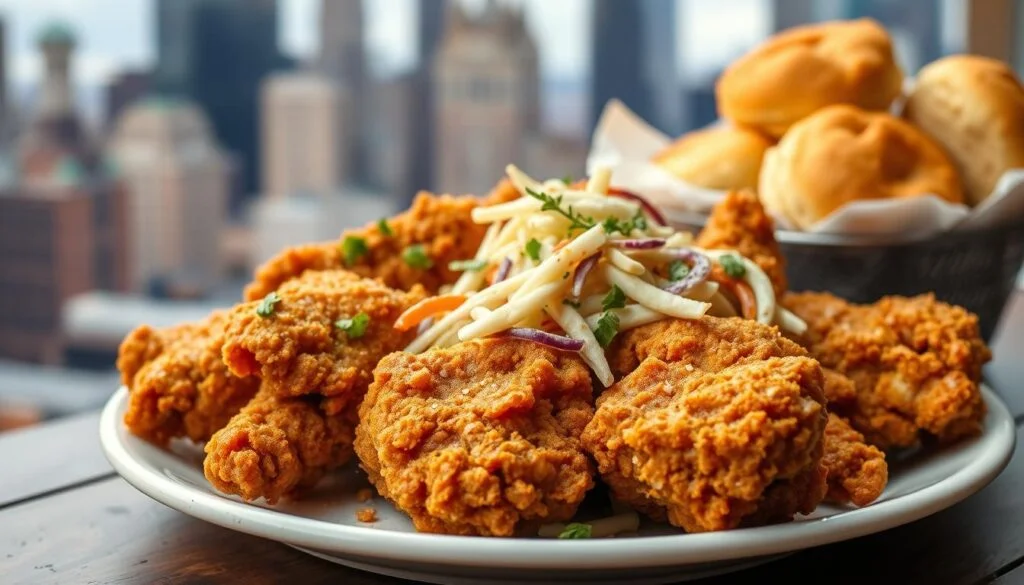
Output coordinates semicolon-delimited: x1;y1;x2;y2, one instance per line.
673;213;1024;341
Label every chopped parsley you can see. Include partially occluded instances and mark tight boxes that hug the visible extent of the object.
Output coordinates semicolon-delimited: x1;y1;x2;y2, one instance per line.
668;260;690;282
341;236;368;267
719;254;746;279
558;523;592;539
525;188;595;234
377;218;393;236
593;311;620;348
335;312;370;339
561;174;574;185
402;244;433;269
448;258;487;272
256;292;281;318
601;285;627;311
525;238;542;263
601;210;648;237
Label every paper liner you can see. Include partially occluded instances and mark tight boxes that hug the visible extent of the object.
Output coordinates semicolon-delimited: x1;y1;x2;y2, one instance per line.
586;99;1024;236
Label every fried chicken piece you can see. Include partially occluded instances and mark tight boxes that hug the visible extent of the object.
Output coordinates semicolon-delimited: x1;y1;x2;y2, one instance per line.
696;190;788;297
118;311;260;445
222;270;425;415
606;315;807;380
203;388;356;504
582;354;828;532
784;291;991;449
244;186;518;301
355;338;595;536
822;413;888;507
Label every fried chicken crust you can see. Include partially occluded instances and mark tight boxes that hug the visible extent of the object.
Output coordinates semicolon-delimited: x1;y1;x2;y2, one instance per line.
118;311;259;445
582;354;828;532
203;388;356;504
822;413;888;507
355;338;595;536
696;190;788;297
243;186;518;301
783;291;991;449
221;270;424;414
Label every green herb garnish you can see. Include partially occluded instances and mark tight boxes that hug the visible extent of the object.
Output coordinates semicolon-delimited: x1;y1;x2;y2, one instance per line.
335;312;370;339
525;238;542;263
341;236;368;267
256;292;281;318
377;218;393;236
668;260;690;282
558;523;592;539
448;258;487;272
594;311;620;348
601;285;627;311
525;188;595;234
719;254;746;279
601;210;648;237
561;174;574;185
402;244;433;269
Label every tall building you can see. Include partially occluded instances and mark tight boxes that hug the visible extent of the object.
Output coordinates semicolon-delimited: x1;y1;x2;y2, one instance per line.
409;0;448;194
590;0;653;133
840;0;941;71
18;23;93;184
434;2;539;195
0;189;95;363
366;73;416;202
153;0;293;209
260;71;351;199
107;98;229;297
104;70;152;130
771;0;818;31
640;0;682;135
317;0;366;179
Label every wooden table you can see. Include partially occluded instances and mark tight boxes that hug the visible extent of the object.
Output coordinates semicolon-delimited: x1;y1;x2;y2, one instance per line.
2;293;1023;585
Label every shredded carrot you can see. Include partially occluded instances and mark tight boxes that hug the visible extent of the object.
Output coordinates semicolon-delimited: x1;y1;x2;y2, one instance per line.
727;280;758;320
394;295;467;332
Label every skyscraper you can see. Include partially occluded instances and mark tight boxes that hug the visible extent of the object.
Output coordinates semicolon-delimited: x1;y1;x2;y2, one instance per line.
590;0;653;133
153;0;293;210
318;0;366;179
261;72;351;199
104;70;152;130
409;0;447;194
433;2;540;195
640;0;681;135
107;98;229;297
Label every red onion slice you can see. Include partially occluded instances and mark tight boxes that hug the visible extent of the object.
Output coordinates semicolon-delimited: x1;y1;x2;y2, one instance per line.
572;253;600;298
612;238;666;249
507;328;585;352
608;188;667;226
661;248;712;295
493;257;512;284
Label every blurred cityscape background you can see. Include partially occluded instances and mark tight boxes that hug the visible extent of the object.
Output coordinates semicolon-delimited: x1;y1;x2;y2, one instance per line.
0;0;1021;431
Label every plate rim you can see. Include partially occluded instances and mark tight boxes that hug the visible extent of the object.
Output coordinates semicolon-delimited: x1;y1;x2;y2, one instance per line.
99;385;1017;570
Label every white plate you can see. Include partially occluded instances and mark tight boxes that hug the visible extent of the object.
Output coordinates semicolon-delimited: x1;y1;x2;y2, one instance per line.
100;385;1016;584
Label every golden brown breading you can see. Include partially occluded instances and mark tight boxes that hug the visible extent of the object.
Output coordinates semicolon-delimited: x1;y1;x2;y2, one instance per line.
118;311;260;445
244;188;517;301
822;413;888;507
355;338;595;536
203;388;356;504
607;316;807;380
696;190;788;297
784;291;991;449
222;270;424;415
582;354;828;533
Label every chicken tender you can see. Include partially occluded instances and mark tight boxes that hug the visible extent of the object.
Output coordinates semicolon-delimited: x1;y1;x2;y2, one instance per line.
355;338;595;536
203;388;356;504
696;190;788;297
244;186;518;301
222;270;425;415
784;291;991;449
582;354;828;532
822;413;888;507
118;311;259;445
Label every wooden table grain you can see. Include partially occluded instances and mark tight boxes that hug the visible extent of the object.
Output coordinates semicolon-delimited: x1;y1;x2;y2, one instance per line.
1;291;1022;585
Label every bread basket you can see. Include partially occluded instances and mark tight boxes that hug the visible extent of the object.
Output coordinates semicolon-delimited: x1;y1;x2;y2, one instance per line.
672;212;1024;341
